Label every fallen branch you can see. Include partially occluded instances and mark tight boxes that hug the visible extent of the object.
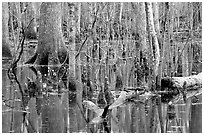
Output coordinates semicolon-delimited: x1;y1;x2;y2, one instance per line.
160;73;202;103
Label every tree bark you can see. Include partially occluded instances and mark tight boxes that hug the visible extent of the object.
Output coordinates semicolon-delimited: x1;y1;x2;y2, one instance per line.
145;2;160;77
2;2;12;58
145;2;161;132
67;2;78;133
137;2;147;132
34;2;67;133
26;2;68;76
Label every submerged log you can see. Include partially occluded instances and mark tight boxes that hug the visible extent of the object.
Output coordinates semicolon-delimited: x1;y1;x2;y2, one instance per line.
160;73;202;103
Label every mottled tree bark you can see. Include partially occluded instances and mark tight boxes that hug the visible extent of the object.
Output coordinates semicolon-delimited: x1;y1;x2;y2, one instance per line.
145;2;160;77
68;2;78;133
145;2;161;133
34;2;67;133
2;2;12;58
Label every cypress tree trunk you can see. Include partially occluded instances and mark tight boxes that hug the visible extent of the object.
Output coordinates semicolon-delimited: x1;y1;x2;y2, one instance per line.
2;2;12;58
35;2;67;133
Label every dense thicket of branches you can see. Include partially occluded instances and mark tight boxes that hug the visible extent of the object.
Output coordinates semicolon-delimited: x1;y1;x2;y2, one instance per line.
2;2;202;133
